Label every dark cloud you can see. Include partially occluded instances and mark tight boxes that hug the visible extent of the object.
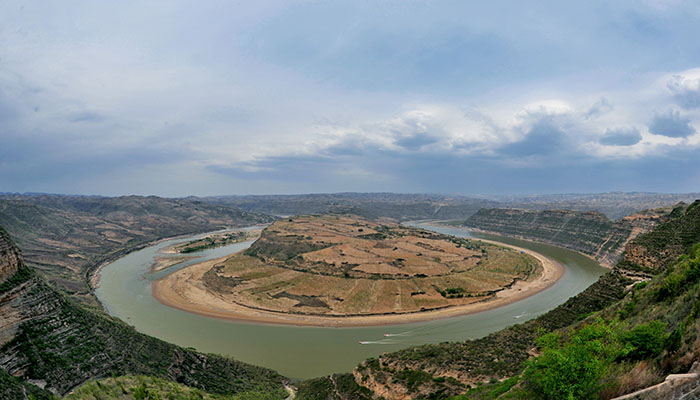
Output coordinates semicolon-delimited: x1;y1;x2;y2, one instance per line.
499;122;567;157
648;110;696;138
395;133;438;151
599;128;641;146
207;144;700;195
667;75;700;109
584;98;613;119
70;111;105;123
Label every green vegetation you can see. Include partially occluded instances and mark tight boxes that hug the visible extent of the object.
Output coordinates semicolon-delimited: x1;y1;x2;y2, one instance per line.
296;373;373;400
66;375;286;400
501;223;700;398
0;368;55;400
245;232;331;261
653;243;700;301
524;321;620;399
178;231;257;254
451;377;520;400
0;263;33;293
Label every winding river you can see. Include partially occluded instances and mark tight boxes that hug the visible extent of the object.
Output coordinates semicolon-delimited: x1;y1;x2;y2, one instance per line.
95;223;606;380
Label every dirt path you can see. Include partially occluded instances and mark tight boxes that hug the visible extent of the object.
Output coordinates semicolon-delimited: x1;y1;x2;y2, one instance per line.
284;383;296;400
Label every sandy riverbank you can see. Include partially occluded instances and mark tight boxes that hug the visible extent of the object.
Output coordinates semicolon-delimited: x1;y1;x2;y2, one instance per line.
152;238;564;327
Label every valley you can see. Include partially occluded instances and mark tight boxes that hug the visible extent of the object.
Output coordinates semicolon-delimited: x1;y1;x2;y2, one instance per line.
1;193;699;399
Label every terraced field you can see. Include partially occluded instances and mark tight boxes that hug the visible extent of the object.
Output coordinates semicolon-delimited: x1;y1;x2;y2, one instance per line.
157;215;544;320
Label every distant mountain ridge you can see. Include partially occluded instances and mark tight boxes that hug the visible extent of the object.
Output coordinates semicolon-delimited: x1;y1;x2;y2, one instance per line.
200;192;500;221
202;192;700;220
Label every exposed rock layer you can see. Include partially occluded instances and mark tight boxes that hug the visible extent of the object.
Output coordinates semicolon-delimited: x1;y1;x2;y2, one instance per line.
463;208;670;267
0;227;21;284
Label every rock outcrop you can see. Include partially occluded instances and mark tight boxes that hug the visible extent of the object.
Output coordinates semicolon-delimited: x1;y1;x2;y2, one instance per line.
0;227;22;284
463;208;669;267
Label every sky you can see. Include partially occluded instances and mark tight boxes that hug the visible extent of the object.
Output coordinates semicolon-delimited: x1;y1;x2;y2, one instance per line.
1;0;700;197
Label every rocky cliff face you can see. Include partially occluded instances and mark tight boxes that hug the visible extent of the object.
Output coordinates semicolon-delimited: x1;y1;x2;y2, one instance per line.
0;227;61;348
463;208;666;267
621;201;700;272
0;227;22;284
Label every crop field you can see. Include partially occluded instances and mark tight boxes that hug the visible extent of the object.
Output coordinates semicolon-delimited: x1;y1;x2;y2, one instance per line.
199;214;541;316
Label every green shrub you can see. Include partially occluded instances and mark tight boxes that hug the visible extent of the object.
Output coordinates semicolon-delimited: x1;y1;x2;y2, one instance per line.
524;321;618;400
620;321;668;360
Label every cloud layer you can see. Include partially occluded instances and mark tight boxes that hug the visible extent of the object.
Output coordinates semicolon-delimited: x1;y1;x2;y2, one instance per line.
1;1;700;195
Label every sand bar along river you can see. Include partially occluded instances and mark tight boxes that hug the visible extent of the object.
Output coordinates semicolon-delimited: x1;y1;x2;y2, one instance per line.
96;222;606;380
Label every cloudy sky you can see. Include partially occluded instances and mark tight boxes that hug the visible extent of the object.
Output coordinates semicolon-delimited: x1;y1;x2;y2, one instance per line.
1;0;700;196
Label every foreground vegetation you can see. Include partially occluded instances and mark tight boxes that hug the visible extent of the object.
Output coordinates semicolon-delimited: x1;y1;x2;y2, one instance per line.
66;375;286;400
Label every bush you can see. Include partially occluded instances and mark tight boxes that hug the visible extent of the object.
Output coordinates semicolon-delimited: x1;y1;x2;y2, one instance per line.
524;321;618;400
620;321;668;360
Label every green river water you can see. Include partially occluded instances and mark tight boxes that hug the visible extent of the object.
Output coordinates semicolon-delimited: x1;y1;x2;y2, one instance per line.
95;223;606;380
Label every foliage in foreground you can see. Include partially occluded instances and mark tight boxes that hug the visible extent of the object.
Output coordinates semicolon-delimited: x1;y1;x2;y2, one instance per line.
65;375;286;400
296;373;373;400
519;241;700;399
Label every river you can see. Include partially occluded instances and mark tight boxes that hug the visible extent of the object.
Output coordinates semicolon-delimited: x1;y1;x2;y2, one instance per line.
95;223;606;380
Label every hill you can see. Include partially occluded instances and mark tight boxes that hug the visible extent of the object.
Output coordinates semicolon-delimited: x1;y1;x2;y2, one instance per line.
0;195;275;306
0;225;286;398
154;214;548;325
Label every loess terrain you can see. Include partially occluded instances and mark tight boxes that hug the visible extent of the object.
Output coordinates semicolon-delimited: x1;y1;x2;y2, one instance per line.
155;214;548;324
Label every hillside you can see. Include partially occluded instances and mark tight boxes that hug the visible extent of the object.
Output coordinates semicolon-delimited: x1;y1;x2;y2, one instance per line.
0;195;275;306
461;207;674;268
298;200;700;399
621;201;700;272
0;225;286;398
154;214;546;325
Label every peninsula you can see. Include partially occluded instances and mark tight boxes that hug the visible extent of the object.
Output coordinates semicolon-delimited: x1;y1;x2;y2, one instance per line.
153;214;561;326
